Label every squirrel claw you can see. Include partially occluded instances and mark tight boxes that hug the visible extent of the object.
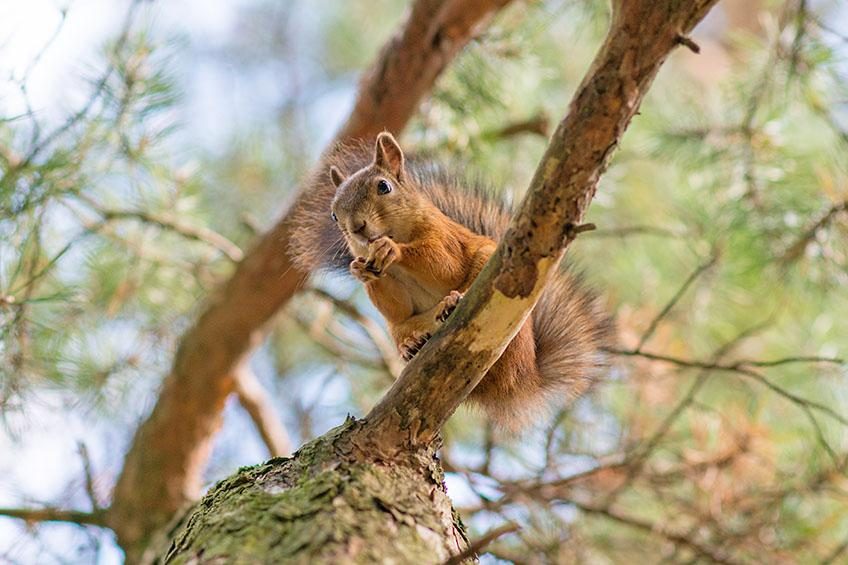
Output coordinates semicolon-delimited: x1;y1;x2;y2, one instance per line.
364;236;399;277
350;257;379;282
399;331;431;362
435;290;464;323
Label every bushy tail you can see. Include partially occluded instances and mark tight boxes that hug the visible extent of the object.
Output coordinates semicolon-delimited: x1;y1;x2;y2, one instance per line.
531;270;612;408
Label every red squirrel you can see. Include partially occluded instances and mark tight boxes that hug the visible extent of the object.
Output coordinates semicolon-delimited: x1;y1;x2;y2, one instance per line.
291;133;611;429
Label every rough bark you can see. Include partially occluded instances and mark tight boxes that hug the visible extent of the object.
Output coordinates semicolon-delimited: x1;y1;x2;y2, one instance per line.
162;2;720;563
162;420;466;564
108;0;514;560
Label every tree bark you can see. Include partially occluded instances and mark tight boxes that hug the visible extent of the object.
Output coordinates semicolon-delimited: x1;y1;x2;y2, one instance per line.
162;420;466;564
163;2;720;563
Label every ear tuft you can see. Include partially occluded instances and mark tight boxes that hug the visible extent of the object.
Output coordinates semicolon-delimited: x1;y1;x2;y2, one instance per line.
329;166;346;188
374;132;405;180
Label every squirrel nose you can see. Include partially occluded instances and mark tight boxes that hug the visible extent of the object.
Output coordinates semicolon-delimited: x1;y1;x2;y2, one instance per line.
350;219;367;235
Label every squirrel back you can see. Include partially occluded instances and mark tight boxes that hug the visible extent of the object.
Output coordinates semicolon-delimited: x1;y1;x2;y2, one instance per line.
290;139;612;428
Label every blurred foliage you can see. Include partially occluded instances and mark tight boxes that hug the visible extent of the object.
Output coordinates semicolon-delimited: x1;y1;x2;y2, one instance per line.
1;0;847;563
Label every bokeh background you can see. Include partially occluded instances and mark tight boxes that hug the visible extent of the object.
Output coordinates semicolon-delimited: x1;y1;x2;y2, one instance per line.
1;0;847;563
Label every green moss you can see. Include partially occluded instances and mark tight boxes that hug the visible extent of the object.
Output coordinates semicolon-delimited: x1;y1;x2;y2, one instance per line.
162;421;467;564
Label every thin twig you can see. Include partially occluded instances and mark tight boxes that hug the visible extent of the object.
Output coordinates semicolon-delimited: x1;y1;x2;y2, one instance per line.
307;287;404;379
0;507;106;527
483;112;550;140
635;254;718;352
442;522;519;565
234;365;291;457
77;442;101;513
607;349;848;428
569;500;742;565
10;0;145;173
97;208;244;262
780;200;848;265
586;225;684;239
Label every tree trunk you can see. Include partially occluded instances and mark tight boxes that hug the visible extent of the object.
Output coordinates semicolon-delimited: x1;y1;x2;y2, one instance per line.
161;419;467;564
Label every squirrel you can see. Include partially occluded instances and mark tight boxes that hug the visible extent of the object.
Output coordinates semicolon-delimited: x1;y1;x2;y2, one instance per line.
290;132;611;430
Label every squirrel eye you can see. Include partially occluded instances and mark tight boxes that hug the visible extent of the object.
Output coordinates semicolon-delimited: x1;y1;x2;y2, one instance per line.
331;212;338;222
377;179;392;195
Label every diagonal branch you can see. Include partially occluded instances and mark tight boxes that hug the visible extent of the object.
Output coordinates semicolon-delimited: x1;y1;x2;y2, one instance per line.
357;0;721;455
108;0;515;557
234;365;291;457
634;253;718;352
96;208;244;262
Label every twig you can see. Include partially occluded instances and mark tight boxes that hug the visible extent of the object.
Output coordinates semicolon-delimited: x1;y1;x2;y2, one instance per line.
607;348;848;438
96;208;244;262
0;507;106;527
603;322;772;504
292;311;388;371
234;365;291;457
780;200;848;265
442;522;519;565
307;287;404;379
483;112;551;140
77;443;101;513
823;532;848;565
9;0;144;174
675;33;701;54
586;225;684;239
634;254;718;352
570;500;742;565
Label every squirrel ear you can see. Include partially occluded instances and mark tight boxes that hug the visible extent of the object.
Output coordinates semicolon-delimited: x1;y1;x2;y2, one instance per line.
374;132;405;180
329;166;346;188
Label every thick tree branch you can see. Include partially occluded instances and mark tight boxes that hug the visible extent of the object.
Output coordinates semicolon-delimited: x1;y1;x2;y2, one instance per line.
358;0;721;455
108;0;514;557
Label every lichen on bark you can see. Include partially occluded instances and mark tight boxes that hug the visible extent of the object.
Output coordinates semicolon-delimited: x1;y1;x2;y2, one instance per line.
162;418;468;564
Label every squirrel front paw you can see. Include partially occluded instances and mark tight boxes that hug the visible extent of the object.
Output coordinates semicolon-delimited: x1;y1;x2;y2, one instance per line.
399;331;431;362
435;290;464;323
350;257;380;282
365;236;399;277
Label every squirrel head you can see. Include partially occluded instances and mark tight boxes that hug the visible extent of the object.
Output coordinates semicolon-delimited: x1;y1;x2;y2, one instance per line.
329;132;432;256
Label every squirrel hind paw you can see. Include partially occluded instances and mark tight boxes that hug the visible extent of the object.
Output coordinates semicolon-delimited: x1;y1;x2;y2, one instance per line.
435;290;464;323
399;331;432;362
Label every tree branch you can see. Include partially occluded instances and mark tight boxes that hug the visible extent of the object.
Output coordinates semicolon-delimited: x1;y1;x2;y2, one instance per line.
568;499;742;565
108;0;515;557
97;208;244;262
357;0;721;455
634;253;718;352
307;287;404;379
0;507;107;527
234;365;291;457
442;522;519;565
